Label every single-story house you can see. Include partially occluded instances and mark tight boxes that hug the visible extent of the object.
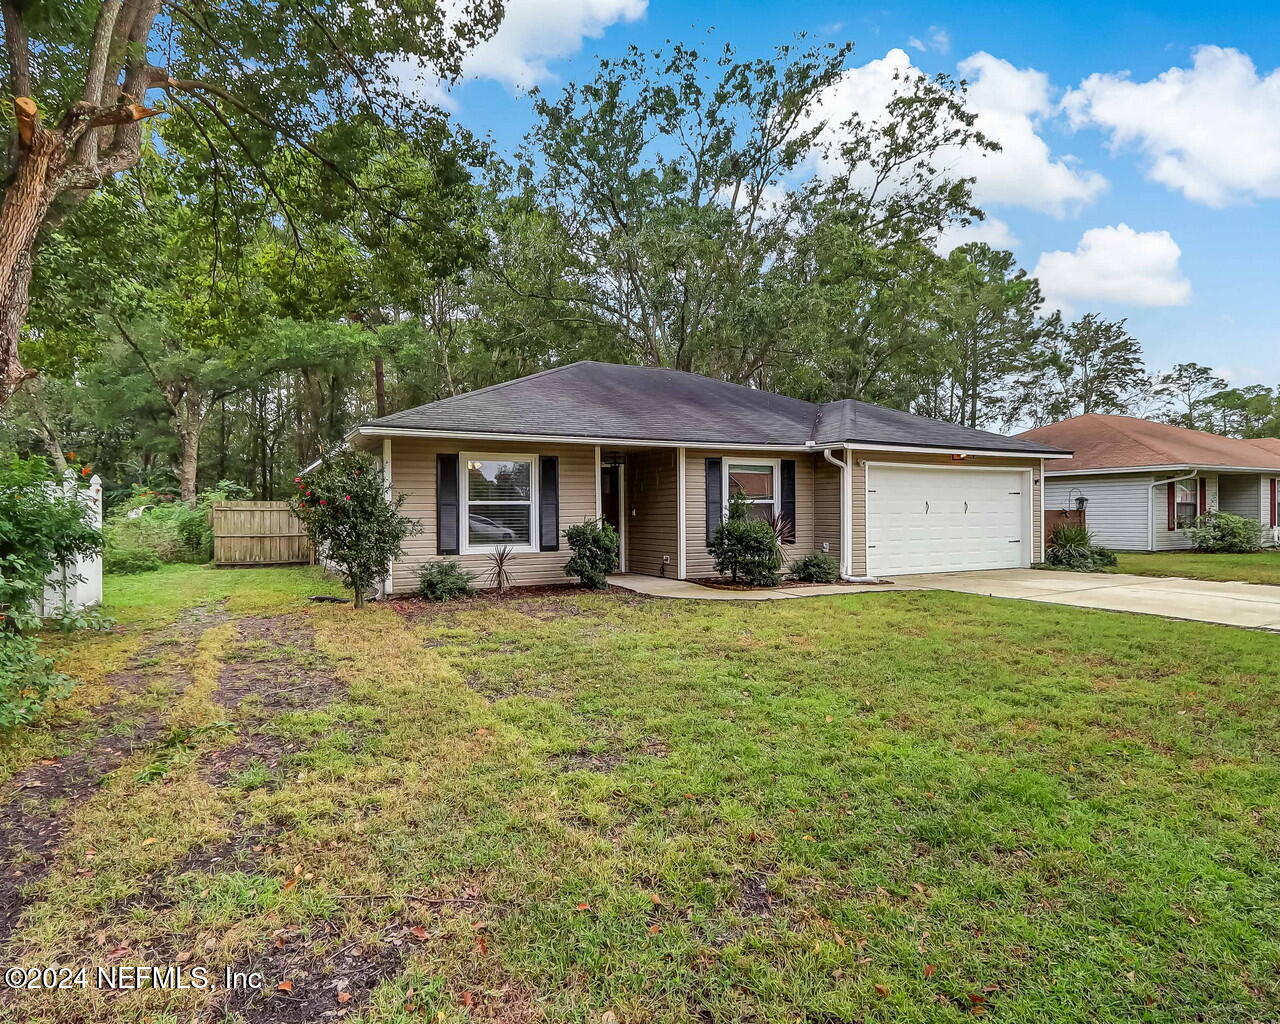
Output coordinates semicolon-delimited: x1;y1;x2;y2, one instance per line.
1016;414;1280;551
346;361;1070;591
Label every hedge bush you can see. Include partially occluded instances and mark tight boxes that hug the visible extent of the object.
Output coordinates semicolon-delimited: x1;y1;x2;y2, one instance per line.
790;551;841;583
709;494;783;586
563;519;620;589
104;545;163;575
1186;510;1262;553
418;560;475;601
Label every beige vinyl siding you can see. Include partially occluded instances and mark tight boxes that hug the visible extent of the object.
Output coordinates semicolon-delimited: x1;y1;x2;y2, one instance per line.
387;438;597;592
849;452;1044;576
812;454;842;562
683;450;817;579
626;449;679;576
1044;473;1155;552
1152;473;1218;551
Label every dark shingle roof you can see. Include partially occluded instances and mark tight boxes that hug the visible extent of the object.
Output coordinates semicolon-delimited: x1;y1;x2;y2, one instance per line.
366;361;1066;455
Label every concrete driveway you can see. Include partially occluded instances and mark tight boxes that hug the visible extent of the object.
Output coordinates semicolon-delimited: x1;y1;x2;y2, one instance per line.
901;569;1280;630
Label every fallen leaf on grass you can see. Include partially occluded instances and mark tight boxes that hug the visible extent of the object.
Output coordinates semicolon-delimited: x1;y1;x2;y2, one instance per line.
649;892;662;905
576;902;590;911
141;837;158;846
460;991;476;1007
647;925;661;935
874;984;890;997
337;991;352;1004
281;878;297;891
410;926;429;940
923;964;936;978
277;980;294;993
476;933;489;954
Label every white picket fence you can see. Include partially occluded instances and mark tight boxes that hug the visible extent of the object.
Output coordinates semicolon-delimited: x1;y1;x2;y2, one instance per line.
37;471;104;617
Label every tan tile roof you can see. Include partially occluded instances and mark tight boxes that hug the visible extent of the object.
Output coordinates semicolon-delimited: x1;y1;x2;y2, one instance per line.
1246;437;1280;457
1016;414;1280;473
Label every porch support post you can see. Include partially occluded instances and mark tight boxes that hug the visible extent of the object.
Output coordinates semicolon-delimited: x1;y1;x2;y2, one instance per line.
676;447;687;580
594;446;602;521
382;438;394;598
841;447;853;578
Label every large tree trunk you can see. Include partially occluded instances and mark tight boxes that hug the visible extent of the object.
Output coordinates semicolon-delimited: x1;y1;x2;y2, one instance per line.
0;113;67;402
175;390;204;503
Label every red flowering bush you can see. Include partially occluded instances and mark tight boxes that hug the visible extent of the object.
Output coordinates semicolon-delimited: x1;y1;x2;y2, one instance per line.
289;450;417;608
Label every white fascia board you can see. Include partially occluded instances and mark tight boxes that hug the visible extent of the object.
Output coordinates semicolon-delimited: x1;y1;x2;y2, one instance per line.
353;425;1062;459
354;425;815;451
1046;463;1280;477
842;441;1068;459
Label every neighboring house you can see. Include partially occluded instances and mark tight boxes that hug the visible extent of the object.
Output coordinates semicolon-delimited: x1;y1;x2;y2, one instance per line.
346;361;1069;592
1017;414;1280;551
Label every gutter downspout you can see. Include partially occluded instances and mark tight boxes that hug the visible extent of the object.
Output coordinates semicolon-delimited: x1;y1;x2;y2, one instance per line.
1149;468;1198;550
817;444;883;584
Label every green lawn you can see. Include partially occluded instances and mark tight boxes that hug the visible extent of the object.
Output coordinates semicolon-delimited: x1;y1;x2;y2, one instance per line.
4;565;1279;1023
1112;549;1280;586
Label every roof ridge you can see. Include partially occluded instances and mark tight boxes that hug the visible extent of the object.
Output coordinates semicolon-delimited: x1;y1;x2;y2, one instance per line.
370;361;584;425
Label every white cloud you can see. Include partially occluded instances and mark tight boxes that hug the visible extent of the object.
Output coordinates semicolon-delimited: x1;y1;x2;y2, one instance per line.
1033;223;1191;313
935;215;1018;255
1063;46;1280;207
810;49;1105;217
956;52;1106;216
464;0;647;90
393;0;646;100
907;26;950;56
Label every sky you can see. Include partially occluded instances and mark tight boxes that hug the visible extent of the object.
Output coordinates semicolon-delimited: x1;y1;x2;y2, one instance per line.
427;0;1280;388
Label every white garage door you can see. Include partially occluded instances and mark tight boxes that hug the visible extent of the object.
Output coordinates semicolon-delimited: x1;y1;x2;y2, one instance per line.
866;464;1030;576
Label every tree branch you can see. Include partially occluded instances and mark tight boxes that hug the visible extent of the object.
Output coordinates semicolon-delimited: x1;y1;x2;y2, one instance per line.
1;0;31;97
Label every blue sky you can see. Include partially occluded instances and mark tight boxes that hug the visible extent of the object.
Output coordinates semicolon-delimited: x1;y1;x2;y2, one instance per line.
434;1;1280;388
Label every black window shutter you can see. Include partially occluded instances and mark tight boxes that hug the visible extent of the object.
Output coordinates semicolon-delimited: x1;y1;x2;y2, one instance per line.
780;459;797;543
705;458;722;543
437;453;460;555
539;456;560;551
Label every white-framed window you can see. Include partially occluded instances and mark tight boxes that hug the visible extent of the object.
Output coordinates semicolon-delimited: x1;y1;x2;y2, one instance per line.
724;460;779;522
461;453;538;553
1175;480;1198;528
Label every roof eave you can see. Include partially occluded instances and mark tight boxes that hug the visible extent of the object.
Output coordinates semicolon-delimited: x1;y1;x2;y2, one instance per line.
350;424;1065;458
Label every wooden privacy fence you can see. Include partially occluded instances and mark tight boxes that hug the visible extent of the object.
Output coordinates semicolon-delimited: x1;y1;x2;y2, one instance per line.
212;501;313;567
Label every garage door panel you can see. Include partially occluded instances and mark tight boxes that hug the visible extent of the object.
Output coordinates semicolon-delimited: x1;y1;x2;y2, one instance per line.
866;465;1029;576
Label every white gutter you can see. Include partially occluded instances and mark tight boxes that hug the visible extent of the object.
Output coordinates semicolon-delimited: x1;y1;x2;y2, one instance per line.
818;444;883;584
1148;468;1198;550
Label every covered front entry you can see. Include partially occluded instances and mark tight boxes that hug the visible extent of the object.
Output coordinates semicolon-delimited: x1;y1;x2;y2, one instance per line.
866;463;1031;576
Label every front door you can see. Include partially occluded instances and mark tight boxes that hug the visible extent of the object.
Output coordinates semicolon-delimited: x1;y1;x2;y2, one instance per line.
601;463;622;534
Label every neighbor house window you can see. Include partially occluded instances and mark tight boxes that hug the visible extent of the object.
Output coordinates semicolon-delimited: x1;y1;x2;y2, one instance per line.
462;455;536;552
1175;480;1197;528
726;462;778;522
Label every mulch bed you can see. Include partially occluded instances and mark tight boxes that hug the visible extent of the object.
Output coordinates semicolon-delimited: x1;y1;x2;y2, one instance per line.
688;577;832;591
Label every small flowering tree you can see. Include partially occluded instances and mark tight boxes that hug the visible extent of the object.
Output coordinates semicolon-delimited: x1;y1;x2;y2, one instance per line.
289;450;417;608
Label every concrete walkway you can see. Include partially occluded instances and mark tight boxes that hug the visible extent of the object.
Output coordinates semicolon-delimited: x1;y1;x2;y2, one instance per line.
607;574;907;601
902;568;1280;631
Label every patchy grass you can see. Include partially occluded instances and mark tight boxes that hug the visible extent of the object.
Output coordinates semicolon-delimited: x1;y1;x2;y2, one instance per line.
2;569;1278;1023
1112;550;1280;586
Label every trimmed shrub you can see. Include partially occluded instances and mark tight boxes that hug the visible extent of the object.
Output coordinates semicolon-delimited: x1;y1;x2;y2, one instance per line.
417;560;475;602
790;551;840;583
1040;522;1117;572
1186;510;1262;554
709;494;783;586
563;519;620;589
104;545;163;575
